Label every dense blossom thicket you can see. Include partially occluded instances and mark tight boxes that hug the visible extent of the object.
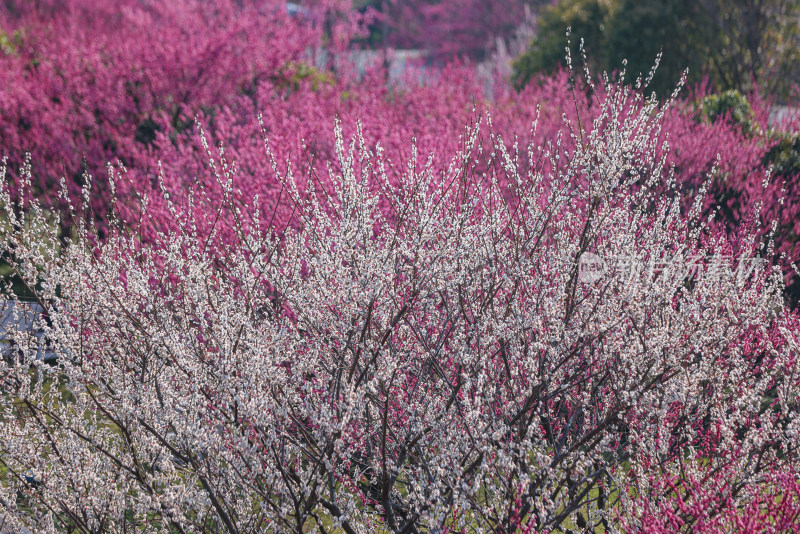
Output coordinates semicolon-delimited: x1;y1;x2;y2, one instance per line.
0;0;359;221
1;1;799;303
1;70;800;532
1;1;800;532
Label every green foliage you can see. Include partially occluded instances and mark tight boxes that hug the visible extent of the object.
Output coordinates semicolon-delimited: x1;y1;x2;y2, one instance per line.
0;31;12;55
694;90;758;137
279;61;336;93
512;0;615;89
604;0;705;94
698;0;800;102
0;28;22;56
513;0;703;94
764;134;800;178
513;0;800;100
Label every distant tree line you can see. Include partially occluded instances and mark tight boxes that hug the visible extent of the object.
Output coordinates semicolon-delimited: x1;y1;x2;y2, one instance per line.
512;0;800;100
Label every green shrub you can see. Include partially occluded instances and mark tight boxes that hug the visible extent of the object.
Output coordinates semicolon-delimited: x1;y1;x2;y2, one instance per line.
764;133;800;178
512;0;704;95
513;0;800;99
603;0;705;94
0;28;22;56
512;0;614;89
694;90;758;136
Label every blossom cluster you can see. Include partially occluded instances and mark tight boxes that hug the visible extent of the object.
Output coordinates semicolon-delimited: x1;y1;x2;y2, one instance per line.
1;1;797;305
0;2;799;532
1;70;798;532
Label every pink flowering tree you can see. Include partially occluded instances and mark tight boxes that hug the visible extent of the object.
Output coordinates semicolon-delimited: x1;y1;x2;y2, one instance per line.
1;66;798;532
0;0;362;226
2;0;798;310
